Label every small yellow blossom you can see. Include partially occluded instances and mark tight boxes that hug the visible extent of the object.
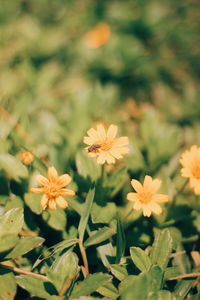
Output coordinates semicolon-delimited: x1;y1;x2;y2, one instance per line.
84;124;129;165
127;175;169;217
180;145;200;195
85;23;111;48
21;151;34;165
31;166;75;210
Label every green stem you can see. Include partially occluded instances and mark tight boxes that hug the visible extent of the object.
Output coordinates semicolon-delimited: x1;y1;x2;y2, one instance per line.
78;241;89;277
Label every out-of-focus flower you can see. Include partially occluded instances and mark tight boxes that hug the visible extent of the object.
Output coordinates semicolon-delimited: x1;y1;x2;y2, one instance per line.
21;151;34;165
127;175;169;217
84;123;129;164
180;145;200;195
31;166;75;210
85;23;111;48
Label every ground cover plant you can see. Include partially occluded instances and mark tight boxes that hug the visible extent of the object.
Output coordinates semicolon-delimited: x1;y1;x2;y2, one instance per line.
0;0;200;299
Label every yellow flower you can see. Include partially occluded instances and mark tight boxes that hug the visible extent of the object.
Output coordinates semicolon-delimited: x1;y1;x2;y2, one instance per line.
180;145;200;195
127;175;169;217
31;166;75;210
85;23;111;48
83;124;129;164
21;151;33;165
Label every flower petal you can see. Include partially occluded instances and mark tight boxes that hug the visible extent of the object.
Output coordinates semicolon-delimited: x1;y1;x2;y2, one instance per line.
97;153;107;164
153;194;169;203
142;205;152;217
133;201;142;210
113;137;129;147
149;202;162;215
131;179;143;192
30;187;44;194
57;174;71;187
144;175;161;193
60;188;75;196
56;196;68;208
105;153;115;164
35;174;49;186
83;136;95;145
87;128;98;139
48;166;58;182
127;192;138;202
41;194;48;210
109;148;123;159
48;199;57;210
107;124;118;140
97;124;106;140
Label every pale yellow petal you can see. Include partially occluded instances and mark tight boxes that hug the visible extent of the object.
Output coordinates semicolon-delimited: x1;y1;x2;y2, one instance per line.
131;179;143;192
35;174;49;186
133;201;142;210
180;168;192;178
97;153;107;164
60;188;75;196
127;192;138;202
41;194;48;210
113;137;129;147
30;187;44;194
57;174;71;187
48;166;58;182
116;146;130;155
105;153;115;164
83;136;95;145
107;124;118;140
97;124;106;140
144;176;161;193
56;196;68;208
149;202;162;215
142;205;152;217
48;199;57;210
87;128;98;139
153;194;169;203
109;148;123;159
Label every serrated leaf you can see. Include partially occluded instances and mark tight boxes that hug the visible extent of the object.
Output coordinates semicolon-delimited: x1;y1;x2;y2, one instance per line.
24;193;42;215
75;150;101;181
48;251;79;292
130;247;151;272
115;217;125;264
150;229;173;268
97;281;119;299
16;275;57;298
5;236;44;259
110;265;128;281
91;202;117;224
42;207;66;231
0;154;28;180
84;227;116;247
71;273;112;298
0;270;17;300
0;208;24;235
78;186;95;241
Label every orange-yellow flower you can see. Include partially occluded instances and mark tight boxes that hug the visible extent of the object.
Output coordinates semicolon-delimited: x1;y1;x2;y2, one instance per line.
85;23;111;48
31;166;75;210
180;145;200;195
127;175;169;217
21;151;33;165
83;124;129;165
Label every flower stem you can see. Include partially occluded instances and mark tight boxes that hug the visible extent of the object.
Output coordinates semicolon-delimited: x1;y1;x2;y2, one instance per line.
56;273;77;300
168;272;200;280
0;262;50;281
78;241;89;277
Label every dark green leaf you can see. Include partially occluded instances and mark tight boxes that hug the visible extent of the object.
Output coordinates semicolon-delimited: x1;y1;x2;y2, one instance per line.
84;227;116;247
115;217;125;264
0;154;28;180
130;247;151;272
0;270;17;300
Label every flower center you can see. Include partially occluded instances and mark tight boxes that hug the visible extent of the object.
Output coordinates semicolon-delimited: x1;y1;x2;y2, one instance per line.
44;183;60;199
88;140;113;153
138;192;153;204
192;163;200;179
99;140;113;151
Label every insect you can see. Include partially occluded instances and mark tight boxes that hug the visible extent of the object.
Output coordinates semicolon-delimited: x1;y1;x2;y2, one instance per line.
87;144;101;153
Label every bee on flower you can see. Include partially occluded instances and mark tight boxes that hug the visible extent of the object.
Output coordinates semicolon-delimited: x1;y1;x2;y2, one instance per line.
84;123;129;164
31;166;75;211
127;175;169;217
21;151;34;165
84;23;111;49
180;145;200;195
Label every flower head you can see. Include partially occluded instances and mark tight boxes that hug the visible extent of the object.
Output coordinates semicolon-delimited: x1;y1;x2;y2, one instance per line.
31;166;75;210
84;124;129;164
180;145;200;195
127;175;169;217
21;151;33;165
85;23;111;48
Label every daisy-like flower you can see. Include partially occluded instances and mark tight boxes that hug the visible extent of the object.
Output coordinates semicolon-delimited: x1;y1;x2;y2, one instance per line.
83;124;129;164
85;23;111;49
127;175;169;217
31;166;75;210
180;145;200;195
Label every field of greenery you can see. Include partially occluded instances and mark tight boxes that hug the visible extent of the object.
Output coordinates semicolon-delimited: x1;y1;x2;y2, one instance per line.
0;0;200;299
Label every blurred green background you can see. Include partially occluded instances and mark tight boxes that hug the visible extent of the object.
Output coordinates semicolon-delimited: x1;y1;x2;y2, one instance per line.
0;0;199;170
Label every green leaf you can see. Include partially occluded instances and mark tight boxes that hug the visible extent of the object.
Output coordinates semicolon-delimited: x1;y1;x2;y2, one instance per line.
0;208;24;236
150;229;173;268
106;167;127;197
71;273;112;298
24;193;42;215
97;281;119;299
78;186;95;241
0;234;19;253
5;236;44;259
0;154;28;180
16;275;57;298
110;264;128;281
0;270;17;300
48;251;79;292
157;290;177;300
91;202;117;224
130;247;151;272
174;279;194;299
75;150;101;181
42;207;66;231
115;217;125;264
84;227;116;247
164;267;182;280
